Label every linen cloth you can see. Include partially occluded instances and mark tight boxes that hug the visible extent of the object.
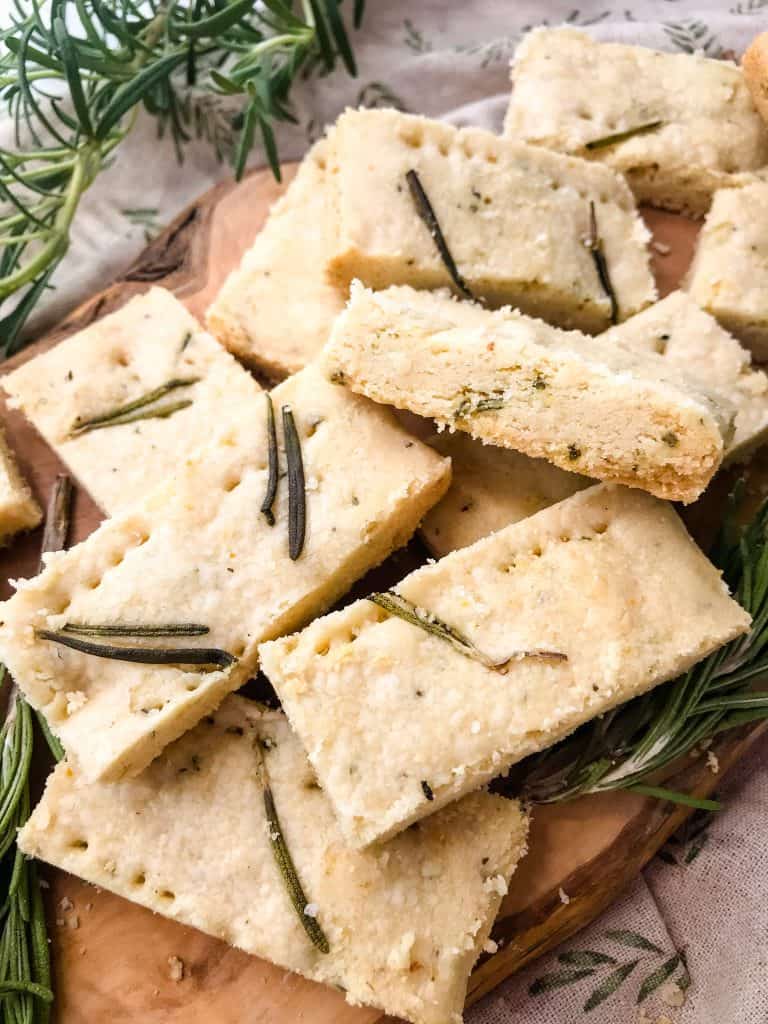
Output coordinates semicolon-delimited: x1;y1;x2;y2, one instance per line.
5;2;768;1021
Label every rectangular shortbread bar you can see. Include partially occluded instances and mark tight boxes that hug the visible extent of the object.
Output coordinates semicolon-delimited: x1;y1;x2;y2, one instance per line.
504;28;768;216
602;290;768;462
420;291;768;556
0;365;450;782
0;425;41;543
323;283;733;503
421;432;590;557
325;108;656;331
206;139;345;378
261;485;749;848
685;183;768;360
3;288;263;514
20;697;528;1024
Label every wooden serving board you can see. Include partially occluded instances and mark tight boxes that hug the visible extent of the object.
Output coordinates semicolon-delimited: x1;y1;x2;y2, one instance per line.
2;164;767;1024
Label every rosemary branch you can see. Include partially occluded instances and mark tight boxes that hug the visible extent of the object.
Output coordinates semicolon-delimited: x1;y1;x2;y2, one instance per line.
261;393;278;527
517;483;768;810
0;475;74;1022
69;378;199;436
0;1;365;352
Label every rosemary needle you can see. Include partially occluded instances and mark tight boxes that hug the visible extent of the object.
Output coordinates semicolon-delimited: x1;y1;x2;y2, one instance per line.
69;378;199;436
261;393;278;527
585;120;664;151
369;592;567;671
256;742;329;954
405;169;477;302
36;629;235;668
282;406;306;561
61;623;210;637
587;201;618;325
39;473;72;561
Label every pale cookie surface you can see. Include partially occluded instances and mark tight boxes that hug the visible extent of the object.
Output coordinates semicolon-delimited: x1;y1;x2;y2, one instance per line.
421;432;590;557
0;365;449;782
0;425;41;543
206;139;345;379
3;288;261;514
326;108;655;332
260;484;750;848
504;28;768;216
323;283;733;503
19;697;528;1024
685;183;768;360
603;291;768;462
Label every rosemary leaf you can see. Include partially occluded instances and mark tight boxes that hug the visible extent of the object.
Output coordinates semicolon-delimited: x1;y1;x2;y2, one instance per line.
39;473;72;566
69;378;199;436
61;622;210;637
586;201;618;324
405;169;476;302
455;393;505;420
585;120;664;151
261;393;278;527
369;592;567;671
35;629;235;668
282;405;306;561
257;743;329;954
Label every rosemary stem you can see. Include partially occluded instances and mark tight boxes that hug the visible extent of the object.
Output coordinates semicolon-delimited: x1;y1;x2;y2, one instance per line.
0;140;98;300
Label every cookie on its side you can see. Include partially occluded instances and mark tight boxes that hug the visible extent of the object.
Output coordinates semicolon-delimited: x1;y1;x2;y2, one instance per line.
686;183;768;361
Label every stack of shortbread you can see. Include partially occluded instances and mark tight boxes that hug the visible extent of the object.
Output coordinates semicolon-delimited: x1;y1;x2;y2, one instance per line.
4;28;768;1024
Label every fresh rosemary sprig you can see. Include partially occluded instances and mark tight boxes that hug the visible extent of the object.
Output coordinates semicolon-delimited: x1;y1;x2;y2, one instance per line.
405;169;477;302
1;476;73;1023
261;393;278;527
35;629;235;668
256;739;329;954
282;405;306;561
369;592;567;671
585;120;664;151
0;1;365;353
69;378;199;436
518;483;768;810
586;201;618;325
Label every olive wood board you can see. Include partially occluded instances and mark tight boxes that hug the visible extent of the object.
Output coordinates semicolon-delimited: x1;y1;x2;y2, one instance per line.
1;162;766;1024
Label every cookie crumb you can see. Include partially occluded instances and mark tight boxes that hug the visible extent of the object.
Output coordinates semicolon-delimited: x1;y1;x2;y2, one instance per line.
66;914;80;930
706;750;720;774
59;896;74;912
652;240;671;256
558;887;570;905
167;955;184;982
483;938;498;954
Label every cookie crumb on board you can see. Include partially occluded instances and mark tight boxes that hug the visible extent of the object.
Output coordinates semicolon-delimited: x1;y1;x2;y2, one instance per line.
167;955;184;982
558;887;570;905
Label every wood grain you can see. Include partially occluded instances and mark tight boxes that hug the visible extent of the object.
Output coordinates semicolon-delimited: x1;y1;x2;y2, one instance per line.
1;166;764;1024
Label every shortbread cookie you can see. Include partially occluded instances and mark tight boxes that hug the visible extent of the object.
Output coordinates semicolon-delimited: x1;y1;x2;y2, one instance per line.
0;425;41;543
685;184;768;360
421;433;590;556
20;697;528;1024
206;140;345;378
505;28;768;216
323;283;733;503
325;108;655;331
3;288;262;514
0;365;450;781
260;484;750;847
